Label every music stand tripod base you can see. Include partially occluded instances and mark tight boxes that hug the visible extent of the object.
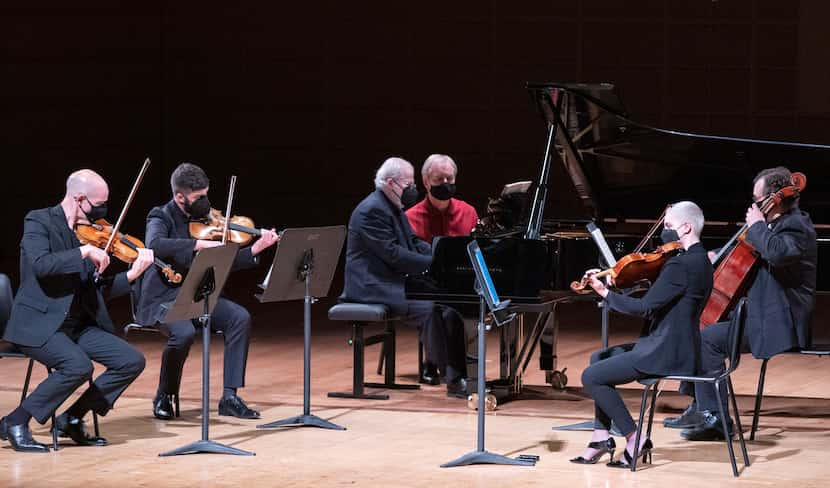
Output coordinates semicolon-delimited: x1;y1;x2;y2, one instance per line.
255;226;348;431
257;415;345;430
441;450;535;468
157;244;255;457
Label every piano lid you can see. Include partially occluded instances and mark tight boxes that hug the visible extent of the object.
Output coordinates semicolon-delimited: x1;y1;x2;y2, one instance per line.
526;82;830;225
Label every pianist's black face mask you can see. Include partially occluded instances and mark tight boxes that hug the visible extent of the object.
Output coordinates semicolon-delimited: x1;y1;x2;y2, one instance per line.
185;194;211;219
393;180;419;209
429;183;456;201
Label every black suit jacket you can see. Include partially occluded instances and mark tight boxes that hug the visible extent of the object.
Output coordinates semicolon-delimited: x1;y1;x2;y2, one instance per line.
341;189;432;306
135;200;258;325
743;207;817;358
605;242;713;376
3;205;131;347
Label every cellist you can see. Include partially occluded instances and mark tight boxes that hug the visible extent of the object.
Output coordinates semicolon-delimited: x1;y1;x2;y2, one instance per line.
667;166;817;441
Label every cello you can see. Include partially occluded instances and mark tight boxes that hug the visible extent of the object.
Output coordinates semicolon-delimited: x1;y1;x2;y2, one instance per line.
698;172;807;327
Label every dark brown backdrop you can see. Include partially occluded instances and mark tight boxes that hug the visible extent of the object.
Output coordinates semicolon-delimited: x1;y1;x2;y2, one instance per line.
3;0;829;294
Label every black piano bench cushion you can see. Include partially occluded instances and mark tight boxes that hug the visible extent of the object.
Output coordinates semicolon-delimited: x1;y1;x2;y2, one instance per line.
328;303;392;322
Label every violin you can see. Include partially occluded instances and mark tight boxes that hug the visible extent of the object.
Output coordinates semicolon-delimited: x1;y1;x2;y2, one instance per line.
699;172;807;327
189;208;262;246
570;241;684;294
76;219;182;284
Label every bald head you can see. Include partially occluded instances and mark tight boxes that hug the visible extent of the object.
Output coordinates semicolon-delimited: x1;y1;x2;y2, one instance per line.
66;169;108;202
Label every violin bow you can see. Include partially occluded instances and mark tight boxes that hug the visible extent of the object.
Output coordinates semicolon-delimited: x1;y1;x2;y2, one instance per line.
632;204;668;253
222;175;238;246
103;157;151;254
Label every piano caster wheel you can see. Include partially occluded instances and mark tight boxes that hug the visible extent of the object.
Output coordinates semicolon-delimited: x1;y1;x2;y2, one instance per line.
546;368;568;390
467;393;498;412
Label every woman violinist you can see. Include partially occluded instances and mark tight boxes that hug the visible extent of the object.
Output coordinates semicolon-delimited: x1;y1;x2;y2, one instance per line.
569;201;713;469
135;163;279;421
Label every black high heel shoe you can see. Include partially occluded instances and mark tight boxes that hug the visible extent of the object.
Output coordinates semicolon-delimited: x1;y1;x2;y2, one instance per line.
607;439;653;469
570;438;616;464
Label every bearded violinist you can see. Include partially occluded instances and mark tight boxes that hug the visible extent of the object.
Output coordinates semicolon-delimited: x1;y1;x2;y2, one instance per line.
1;169;154;452
135;163;279;421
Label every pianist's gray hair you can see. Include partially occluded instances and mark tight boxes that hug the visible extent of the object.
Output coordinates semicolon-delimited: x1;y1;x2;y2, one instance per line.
421;154;457;178
667;201;704;237
374;157;413;189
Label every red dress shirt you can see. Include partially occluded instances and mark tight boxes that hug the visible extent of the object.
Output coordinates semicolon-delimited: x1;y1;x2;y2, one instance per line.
405;197;478;243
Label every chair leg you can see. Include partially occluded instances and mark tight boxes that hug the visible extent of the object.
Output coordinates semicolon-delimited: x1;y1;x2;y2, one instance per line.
46;366;59;451
631;383;651;472
750;358;769;441
728;376;750;467
328;322;389;400
714;380;739;477
376;336;386;376
645;380;660;441
174;393;181;417
383;322;396;385
20;358;34;404
365;322;419;391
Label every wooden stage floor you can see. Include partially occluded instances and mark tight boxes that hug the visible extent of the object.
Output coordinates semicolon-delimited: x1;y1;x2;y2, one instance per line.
1;299;828;487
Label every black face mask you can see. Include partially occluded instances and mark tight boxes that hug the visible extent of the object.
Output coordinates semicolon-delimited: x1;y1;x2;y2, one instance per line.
81;199;108;222
660;228;679;245
429;183;456;201
185;195;211;219
399;184;419;209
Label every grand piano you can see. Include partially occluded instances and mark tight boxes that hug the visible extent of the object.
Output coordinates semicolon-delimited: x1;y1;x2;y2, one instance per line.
406;82;830;399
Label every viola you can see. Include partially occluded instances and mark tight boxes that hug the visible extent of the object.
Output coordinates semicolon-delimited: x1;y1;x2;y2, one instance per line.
570;241;684;294
699;172;807;327
76;219;182;284
188;208;262;246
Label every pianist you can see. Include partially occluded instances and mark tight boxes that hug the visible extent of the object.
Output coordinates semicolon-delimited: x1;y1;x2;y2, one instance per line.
405;154;478;244
405;154;478;384
341;157;469;398
571;201;712;468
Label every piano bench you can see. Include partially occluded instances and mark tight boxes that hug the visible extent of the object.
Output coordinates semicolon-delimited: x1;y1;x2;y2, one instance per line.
326;303;420;400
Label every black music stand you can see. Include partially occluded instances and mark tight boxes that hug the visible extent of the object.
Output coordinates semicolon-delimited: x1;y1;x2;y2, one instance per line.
255;226;346;430
441;241;536;468
158;243;254;457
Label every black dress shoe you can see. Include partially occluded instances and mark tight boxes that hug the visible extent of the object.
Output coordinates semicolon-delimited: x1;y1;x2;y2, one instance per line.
681;410;734;441
446;377;469;398
664;401;705;429
53;413;107;446
570;438;616;464
218;394;260;419
419;363;440;386
0;417;49;453
153;393;175;420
